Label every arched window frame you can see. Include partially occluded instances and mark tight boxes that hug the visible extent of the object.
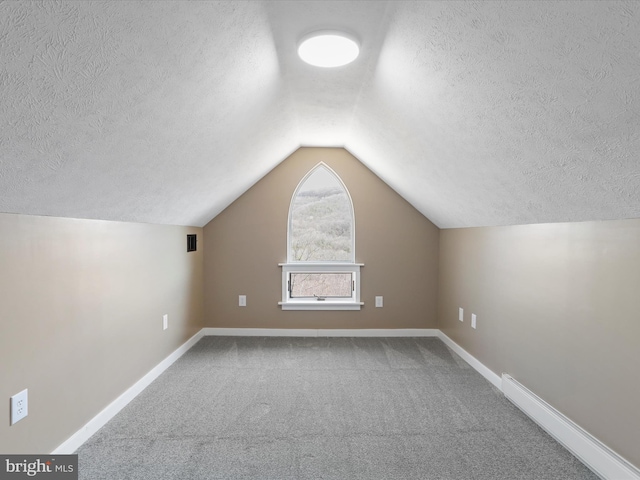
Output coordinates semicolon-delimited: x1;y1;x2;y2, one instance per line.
279;162;363;310
287;163;355;263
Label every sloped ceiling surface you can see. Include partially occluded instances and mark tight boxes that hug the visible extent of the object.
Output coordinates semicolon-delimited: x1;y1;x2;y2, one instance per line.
1;1;639;228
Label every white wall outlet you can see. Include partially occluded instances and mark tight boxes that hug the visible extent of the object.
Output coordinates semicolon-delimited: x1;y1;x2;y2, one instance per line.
239;295;246;307
11;389;28;425
471;313;477;329
375;296;383;308
458;307;464;322
163;314;168;330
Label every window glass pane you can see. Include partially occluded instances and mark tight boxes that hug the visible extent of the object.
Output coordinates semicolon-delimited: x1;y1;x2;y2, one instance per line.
290;273;352;298
290;166;353;262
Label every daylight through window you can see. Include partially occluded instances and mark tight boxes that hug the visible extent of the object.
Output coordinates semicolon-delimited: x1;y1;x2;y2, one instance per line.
288;165;353;262
279;163;363;310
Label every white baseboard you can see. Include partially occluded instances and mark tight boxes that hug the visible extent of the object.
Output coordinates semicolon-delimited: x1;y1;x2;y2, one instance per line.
439;333;640;478
51;329;205;454
202;327;439;337
503;374;640;480
437;331;502;390
52;326;640;480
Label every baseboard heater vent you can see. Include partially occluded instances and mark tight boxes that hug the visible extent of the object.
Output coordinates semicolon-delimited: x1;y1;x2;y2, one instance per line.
502;374;640;480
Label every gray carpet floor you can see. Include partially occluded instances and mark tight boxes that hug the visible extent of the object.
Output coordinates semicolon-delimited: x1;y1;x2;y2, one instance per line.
76;337;598;479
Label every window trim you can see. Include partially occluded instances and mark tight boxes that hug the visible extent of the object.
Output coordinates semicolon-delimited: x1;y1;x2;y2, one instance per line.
287;162;355;263
281;163;362;311
278;263;363;310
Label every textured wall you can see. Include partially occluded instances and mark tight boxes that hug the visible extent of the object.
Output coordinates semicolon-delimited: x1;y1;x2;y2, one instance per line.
348;0;640;227
0;213;204;454
203;147;439;329
438;220;640;469
1;1;639;228
0;0;298;226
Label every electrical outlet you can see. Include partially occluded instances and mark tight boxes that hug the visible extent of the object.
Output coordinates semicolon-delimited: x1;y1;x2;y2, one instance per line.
163;314;168;330
239;295;246;307
458;307;464;322
11;389;28;425
375;296;383;308
471;313;477;329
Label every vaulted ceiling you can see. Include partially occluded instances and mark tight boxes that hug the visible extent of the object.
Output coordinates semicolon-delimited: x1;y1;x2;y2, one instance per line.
1;1;639;228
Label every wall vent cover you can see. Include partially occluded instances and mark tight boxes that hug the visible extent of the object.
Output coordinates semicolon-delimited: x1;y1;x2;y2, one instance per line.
187;234;197;252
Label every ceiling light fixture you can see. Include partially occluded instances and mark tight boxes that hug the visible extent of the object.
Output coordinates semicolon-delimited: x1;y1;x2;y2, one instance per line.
298;31;360;68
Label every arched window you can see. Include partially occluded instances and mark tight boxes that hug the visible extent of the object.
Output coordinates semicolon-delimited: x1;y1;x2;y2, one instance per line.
279;163;363;310
288;164;354;263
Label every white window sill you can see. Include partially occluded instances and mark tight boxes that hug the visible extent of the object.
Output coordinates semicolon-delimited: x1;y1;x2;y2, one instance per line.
279;263;363;311
278;301;364;311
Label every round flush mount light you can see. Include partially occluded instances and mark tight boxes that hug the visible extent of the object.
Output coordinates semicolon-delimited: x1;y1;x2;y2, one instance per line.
298;31;360;68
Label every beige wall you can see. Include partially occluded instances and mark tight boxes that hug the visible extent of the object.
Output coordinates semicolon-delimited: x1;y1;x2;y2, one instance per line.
0;213;204;454
6;146;637;470
438;219;640;468
203;147;440;329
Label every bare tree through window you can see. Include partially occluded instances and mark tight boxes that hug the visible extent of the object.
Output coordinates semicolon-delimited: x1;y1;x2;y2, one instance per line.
289;166;353;262
287;164;355;299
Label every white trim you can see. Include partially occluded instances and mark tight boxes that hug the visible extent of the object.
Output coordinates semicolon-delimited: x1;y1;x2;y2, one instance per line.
52;326;640;480
287;162;355;263
437;331;502;390
279;301;364;311
51;330;205;454
503;374;640;480
437;333;640;479
202;328;439;337
278;263;365;267
280;263;362;310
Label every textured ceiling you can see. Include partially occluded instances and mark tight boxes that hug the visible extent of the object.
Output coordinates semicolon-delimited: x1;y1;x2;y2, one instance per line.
1;1;639;228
